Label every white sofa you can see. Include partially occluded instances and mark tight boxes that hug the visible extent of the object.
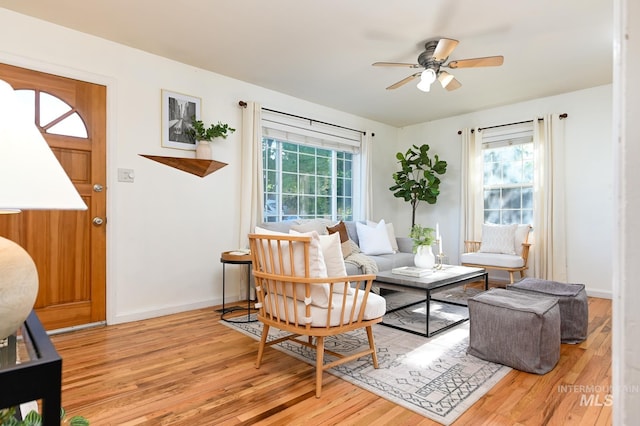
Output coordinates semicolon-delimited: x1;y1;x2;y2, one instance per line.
257;219;415;275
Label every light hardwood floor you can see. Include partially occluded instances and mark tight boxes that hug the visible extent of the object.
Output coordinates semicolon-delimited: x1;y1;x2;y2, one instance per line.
52;295;612;425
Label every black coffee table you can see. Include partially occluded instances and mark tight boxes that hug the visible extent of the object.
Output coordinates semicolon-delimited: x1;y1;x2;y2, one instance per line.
374;265;488;337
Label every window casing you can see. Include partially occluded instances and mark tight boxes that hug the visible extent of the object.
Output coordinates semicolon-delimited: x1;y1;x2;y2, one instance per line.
481;127;534;225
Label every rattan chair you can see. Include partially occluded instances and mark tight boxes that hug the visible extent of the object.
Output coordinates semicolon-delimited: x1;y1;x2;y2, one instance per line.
461;224;532;284
248;232;386;398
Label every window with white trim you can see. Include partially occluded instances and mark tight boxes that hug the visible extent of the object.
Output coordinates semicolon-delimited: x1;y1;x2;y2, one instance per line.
261;110;362;222
481;124;534;225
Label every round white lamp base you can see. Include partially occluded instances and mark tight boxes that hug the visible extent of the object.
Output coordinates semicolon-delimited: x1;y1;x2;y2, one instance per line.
0;236;38;340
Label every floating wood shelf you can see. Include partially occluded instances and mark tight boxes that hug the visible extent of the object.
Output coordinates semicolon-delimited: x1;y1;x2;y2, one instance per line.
139;155;227;177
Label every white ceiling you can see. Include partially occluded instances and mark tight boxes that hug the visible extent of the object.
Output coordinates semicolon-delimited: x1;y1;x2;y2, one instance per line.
0;0;613;127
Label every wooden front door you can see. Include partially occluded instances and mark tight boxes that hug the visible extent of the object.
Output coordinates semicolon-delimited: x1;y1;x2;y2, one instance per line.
0;63;106;330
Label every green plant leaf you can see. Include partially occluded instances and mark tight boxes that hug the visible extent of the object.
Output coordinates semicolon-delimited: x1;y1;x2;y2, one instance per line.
390;144;447;226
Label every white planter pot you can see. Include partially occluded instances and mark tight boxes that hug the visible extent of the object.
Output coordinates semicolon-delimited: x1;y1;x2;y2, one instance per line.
196;140;212;159
414;245;435;269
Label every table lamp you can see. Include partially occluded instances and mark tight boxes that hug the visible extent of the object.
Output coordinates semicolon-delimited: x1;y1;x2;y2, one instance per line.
0;78;87;340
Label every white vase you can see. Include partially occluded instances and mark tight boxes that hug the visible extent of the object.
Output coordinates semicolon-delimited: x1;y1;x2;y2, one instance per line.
195;140;212;159
414;245;435;269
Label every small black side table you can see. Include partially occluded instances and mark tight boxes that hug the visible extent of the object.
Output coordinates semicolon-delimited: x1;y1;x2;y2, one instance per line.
0;311;61;425
218;251;257;323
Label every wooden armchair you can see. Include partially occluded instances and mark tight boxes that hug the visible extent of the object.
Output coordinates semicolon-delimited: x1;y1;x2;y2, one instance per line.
460;224;532;284
248;232;386;398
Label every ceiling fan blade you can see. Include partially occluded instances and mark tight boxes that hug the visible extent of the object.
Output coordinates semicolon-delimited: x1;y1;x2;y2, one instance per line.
372;62;420;68
386;73;421;90
432;38;459;61
438;71;462;91
446;56;504;69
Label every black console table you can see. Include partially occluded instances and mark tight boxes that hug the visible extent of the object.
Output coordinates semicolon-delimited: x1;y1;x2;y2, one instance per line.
0;311;62;425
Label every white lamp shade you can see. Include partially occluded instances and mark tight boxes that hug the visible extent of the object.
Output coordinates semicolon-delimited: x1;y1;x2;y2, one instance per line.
0;79;87;211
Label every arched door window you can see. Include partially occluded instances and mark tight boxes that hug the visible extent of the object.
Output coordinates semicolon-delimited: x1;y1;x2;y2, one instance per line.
14;89;88;138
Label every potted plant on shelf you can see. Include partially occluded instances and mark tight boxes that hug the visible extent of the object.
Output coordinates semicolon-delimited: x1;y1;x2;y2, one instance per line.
389;144;447;227
409;224;436;269
186;116;236;160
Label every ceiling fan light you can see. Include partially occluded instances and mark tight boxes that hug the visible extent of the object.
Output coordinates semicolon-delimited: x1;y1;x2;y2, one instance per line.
420;68;436;84
416;79;431;92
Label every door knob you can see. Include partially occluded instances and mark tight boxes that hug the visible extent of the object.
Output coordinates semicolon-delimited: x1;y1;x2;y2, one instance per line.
93;184;104;192
92;217;104;226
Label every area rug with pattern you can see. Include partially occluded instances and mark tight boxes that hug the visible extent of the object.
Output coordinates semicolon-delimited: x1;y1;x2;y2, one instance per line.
221;290;510;425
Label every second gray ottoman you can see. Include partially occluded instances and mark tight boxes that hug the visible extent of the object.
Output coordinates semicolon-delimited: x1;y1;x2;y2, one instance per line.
507;278;588;344
468;288;561;374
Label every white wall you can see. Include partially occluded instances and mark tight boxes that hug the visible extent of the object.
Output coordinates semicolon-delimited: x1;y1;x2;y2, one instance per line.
0;9;397;324
389;85;613;298
613;0;640;421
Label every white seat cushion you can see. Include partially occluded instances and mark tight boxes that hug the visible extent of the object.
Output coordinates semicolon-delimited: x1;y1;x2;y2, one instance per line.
461;252;525;268
264;291;386;327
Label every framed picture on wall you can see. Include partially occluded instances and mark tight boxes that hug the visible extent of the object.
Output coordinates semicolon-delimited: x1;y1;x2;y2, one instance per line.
161;90;201;150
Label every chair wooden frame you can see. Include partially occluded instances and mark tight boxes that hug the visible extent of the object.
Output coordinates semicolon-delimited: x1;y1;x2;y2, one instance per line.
248;233;382;398
461;227;532;284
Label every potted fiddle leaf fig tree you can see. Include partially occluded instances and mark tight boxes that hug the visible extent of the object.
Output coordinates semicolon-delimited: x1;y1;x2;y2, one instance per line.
389;144;447;227
186;116;236;159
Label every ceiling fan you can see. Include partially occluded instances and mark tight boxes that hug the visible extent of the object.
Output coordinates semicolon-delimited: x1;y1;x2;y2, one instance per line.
372;38;504;92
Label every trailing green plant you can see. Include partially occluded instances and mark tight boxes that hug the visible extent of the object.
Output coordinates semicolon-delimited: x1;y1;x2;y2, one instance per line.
0;406;89;426
389;144;447;227
409;224;435;253
187;116;236;141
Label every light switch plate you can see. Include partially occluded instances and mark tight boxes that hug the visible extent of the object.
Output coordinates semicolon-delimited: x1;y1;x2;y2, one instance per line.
118;168;135;183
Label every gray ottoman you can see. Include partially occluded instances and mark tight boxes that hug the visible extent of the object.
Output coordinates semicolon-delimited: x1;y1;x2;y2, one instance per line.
507;278;588;344
468;288;560;374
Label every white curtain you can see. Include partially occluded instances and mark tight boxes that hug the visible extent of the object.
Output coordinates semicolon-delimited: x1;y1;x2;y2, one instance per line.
459;128;482;254
239;101;263;247
532;114;567;280
238;102;262;298
359;131;374;220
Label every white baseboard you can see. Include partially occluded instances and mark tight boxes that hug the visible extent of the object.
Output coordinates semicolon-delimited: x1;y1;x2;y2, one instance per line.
109;296;241;325
586;288;612;299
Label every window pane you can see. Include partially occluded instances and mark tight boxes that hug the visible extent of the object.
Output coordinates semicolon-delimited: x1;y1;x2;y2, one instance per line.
484;189;501;209
39;92;71;127
316;155;331;176
522;187;533;208
502;188;522;209
47;112;88;138
300;175;315;194
503;161;523;184
282;173;298;192
299;153;315;174
502;210;520;224
282;152;298;172
317;176;331;196
484;210;500;224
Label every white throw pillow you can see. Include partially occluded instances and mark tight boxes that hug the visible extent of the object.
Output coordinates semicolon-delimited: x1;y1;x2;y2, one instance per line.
254;226;330;307
479;223;518;255
367;220;399;253
317;232;354;295
356;220;394;255
514;224;532;256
